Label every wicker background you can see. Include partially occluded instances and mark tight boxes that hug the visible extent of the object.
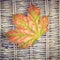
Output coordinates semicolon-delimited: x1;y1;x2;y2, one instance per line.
0;0;60;60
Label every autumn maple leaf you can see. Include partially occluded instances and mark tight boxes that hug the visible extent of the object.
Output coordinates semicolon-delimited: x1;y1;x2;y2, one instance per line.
5;4;49;48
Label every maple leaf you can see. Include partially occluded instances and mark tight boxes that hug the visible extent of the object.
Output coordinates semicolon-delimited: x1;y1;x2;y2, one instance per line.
5;4;49;48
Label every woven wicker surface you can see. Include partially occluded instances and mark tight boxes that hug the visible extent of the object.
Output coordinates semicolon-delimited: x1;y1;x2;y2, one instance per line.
0;0;60;60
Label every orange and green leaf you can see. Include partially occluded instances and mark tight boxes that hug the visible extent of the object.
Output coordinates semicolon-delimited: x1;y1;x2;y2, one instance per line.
5;4;49;48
